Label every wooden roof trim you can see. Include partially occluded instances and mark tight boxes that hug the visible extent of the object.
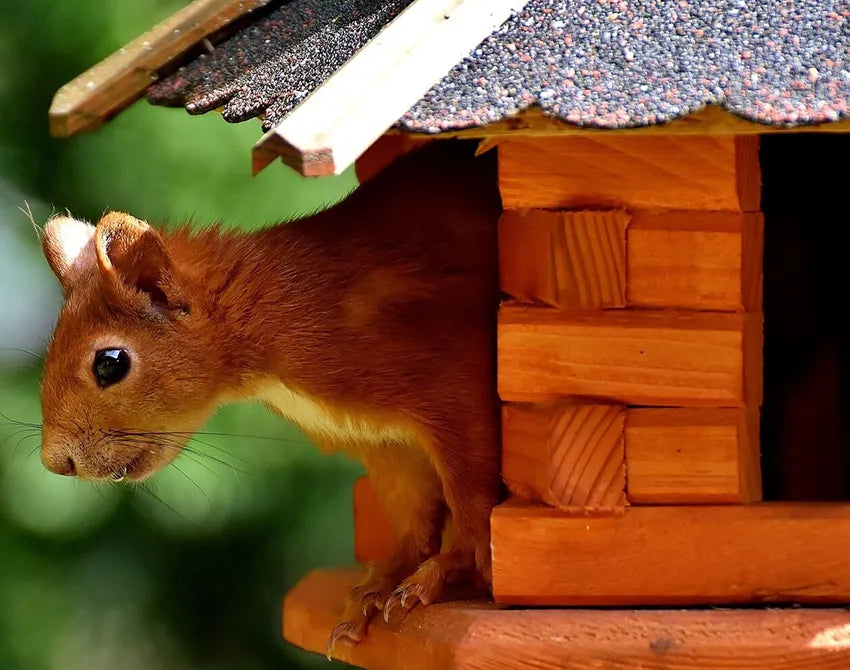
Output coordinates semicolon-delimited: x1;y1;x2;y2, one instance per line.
258;104;849;177
251;0;531;177
394;104;850;140
48;0;274;138
288;568;850;668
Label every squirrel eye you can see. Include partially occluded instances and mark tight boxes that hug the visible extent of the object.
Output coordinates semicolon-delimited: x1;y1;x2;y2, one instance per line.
93;349;131;388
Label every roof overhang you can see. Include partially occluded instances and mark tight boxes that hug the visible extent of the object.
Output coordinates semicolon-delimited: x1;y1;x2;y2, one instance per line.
49;0;850;178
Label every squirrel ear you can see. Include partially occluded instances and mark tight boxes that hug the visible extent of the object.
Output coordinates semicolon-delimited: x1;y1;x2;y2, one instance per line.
42;214;97;293
94;212;178;312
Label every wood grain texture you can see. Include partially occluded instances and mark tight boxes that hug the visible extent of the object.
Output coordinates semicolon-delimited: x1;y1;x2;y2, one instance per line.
626;407;762;504
492;502;850;606
628;211;764;311
49;0;274;137
503;404;762;505
501;403;625;512
499;209;628;309
286;568;850;669
353;476;395;563
498;135;761;211
498;306;761;406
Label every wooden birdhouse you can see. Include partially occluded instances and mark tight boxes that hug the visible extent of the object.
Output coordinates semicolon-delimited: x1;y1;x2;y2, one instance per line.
50;0;850;666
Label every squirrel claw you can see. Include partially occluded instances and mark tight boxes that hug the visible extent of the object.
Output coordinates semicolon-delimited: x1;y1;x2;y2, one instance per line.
383;582;427;624
326;620;366;660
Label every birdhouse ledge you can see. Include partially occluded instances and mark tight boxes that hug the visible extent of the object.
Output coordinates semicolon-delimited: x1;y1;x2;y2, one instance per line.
287;569;850;668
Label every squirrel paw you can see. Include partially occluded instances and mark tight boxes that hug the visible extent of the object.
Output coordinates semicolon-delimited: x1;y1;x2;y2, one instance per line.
382;557;449;623
326;578;395;658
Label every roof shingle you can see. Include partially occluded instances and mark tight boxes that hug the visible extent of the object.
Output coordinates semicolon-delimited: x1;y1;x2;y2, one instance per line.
147;0;849;132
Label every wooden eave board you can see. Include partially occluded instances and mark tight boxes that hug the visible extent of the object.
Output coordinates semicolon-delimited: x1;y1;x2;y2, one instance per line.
251;0;531;176
286;568;850;670
48;0;274;138
260;104;848;176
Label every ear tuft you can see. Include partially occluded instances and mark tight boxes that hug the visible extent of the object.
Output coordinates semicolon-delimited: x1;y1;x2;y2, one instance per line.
42;215;97;291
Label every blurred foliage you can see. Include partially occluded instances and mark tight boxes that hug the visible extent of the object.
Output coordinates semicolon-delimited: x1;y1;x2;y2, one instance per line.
0;1;363;668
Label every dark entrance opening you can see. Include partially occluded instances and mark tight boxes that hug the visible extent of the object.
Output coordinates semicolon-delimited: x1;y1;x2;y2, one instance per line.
760;133;850;500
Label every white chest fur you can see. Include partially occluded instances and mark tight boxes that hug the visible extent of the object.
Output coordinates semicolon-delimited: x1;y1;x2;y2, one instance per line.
255;381;412;447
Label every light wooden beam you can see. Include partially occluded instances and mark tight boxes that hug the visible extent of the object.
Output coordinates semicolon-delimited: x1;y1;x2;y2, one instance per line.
501;403;627;513
48;0;273;138
498;306;763;407
498;135;762;211
499;209;630;310
501;404;762;506
287;568;850;669
500;209;764;312
252;0;531;177
492;502;850;606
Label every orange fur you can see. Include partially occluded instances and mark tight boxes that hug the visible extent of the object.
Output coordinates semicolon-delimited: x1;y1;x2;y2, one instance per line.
40;140;502;643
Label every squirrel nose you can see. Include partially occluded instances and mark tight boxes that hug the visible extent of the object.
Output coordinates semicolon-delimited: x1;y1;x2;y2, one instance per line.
56;457;77;476
41;446;78;477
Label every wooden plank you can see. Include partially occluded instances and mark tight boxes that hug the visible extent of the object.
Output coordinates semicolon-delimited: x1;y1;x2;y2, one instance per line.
628;211;764;311
353;477;396;564
498;135;761;211
252;0;531;176
626;407;761;504
48;0;274;137
286;568;850;669
498;306;762;407
499;209;629;309
501;403;625;512
500;209;765;311
392;104;850;140
492;502;850;606
503;405;761;505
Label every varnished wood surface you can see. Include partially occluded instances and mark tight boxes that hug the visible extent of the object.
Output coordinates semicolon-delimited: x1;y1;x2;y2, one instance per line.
492;502;850;606
502;404;762;505
501;403;626;511
499;209;629;309
498;135;761;211
498;306;761;407
285;568;850;669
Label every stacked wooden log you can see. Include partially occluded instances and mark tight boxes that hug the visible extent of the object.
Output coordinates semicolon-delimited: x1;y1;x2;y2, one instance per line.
353;135;850;607
494;135;769;604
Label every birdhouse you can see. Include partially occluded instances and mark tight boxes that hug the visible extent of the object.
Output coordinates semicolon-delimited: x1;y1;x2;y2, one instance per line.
50;0;850;666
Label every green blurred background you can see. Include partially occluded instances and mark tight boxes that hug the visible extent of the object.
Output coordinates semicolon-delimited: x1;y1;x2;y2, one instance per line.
0;2;363;668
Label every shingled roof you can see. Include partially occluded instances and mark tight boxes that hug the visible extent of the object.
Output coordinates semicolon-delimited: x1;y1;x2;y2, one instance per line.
147;0;849;132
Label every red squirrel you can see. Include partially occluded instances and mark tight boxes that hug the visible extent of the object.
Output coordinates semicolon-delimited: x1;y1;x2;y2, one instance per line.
38;140;501;651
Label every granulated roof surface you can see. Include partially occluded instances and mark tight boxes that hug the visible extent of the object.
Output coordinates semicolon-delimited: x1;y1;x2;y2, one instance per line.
147;0;849;132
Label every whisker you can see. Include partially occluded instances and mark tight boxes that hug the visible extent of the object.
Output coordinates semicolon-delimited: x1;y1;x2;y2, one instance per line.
0;346;43;360
114;428;305;445
138;482;207;530
112;435;256;479
171;462;210;504
14;432;40;452
0;428;41;448
0;364;42;373
0;410;41;429
179;449;220;478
